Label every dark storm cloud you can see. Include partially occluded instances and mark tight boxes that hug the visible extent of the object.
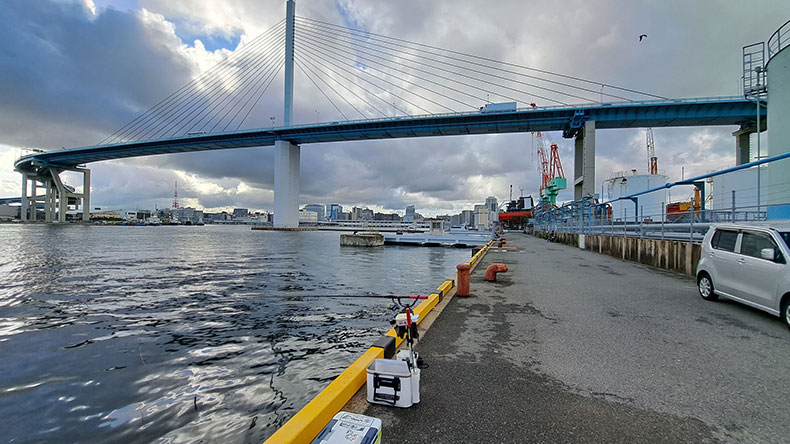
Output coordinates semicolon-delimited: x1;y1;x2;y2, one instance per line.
0;0;196;149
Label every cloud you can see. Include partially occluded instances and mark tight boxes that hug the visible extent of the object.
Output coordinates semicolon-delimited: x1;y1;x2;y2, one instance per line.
1;0;789;215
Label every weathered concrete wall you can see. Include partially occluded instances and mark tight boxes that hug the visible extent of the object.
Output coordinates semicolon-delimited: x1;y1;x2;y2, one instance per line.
340;233;384;247
535;231;701;277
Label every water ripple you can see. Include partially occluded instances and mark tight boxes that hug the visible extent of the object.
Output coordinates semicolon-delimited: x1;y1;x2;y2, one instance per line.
0;225;470;443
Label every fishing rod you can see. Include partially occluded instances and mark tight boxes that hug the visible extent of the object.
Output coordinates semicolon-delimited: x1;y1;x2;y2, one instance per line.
262;294;429;304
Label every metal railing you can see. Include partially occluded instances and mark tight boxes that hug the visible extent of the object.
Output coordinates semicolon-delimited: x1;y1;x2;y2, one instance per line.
768;19;790;59
534;203;789;243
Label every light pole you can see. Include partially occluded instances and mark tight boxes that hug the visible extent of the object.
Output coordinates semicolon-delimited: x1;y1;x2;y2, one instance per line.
755;66;763;219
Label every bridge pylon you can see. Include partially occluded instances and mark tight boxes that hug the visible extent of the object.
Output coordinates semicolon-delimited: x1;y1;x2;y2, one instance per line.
273;0;300;228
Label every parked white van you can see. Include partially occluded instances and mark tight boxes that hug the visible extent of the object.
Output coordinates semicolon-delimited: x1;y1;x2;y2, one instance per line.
696;223;790;330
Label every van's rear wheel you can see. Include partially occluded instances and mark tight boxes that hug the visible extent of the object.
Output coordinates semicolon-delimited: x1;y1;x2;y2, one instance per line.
697;273;718;301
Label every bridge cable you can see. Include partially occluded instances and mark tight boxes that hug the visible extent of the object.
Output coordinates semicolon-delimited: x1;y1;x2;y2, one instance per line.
102;19;285;144
138;28;285;140
295;50;393;118
297;26;558;109
223;56;285;132
297;16;666;101
112;23;284;142
143;28;285;140
139;23;285;139
187;49;285;134
296;29;478;111
296;20;583;105
297;21;581;105
295;39;442;114
295;59;362;119
295;60;350;120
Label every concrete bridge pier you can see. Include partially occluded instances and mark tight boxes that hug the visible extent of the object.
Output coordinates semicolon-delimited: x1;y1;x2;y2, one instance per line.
733;126;755;165
21;167;91;222
273;140;300;228
574;120;596;200
20;173;28;221
273;0;299;229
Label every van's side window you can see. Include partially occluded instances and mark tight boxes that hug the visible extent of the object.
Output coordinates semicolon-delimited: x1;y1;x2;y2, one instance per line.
740;231;784;262
712;229;738;252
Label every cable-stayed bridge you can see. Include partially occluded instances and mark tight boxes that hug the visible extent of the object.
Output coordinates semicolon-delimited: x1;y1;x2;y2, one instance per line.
13;2;767;225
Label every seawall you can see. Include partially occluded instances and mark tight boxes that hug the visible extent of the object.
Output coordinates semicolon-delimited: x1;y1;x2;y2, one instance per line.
536;232;702;277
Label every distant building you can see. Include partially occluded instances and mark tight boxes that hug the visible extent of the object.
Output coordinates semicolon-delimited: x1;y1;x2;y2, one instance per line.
208;212;231;222
374;212;401;221
327;204;343;220
474;204;489;229
125;210;152;222
460;210;475;227
362;208;374;220
304;204;325;221
485;196;498;213
351;206;363;221
450;213;462;226
172;207;202;224
299;209;318;223
233;208;249;218
404;205;415;222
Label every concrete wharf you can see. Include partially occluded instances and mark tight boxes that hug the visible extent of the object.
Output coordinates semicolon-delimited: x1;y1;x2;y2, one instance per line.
357;234;790;443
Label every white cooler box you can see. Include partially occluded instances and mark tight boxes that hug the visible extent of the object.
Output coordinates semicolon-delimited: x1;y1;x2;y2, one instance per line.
366;358;420;408
311;411;381;444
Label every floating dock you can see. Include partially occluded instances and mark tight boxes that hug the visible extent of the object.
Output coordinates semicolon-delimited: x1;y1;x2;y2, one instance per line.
382;231;490;247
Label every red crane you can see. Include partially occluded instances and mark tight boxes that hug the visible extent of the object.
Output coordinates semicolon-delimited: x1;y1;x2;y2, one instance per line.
646;128;658;175
549;142;565;182
535;132;550;192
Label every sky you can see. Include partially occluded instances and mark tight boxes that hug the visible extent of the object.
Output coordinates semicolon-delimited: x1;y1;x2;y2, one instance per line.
1;0;788;216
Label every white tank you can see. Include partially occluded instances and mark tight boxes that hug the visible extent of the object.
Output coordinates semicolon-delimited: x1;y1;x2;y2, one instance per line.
766;32;790;217
606;173;670;222
710;166;763;210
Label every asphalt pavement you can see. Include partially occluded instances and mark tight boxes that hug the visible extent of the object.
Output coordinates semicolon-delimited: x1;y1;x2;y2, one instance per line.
363;233;790;443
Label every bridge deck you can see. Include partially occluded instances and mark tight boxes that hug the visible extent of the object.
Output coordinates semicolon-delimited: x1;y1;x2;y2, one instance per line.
15;97;762;174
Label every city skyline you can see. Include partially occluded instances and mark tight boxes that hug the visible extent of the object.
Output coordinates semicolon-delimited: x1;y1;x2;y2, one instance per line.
1;1;788;215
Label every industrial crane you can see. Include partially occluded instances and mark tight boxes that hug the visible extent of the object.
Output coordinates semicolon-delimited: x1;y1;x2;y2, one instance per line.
646;128;658;175
535;132;567;205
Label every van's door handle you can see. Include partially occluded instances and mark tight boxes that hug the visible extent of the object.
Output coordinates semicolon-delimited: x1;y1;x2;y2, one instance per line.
736;258;746;264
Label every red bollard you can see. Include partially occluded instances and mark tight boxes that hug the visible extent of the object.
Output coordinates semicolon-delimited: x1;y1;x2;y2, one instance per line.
456;264;470;297
485;263;508;281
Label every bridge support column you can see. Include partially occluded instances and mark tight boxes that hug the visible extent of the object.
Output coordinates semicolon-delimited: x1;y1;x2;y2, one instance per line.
43;178;53;223
733;126;753;165
20;174;28;221
574;120;596;200
274;140;300;228
81;168;90;222
31;179;38;221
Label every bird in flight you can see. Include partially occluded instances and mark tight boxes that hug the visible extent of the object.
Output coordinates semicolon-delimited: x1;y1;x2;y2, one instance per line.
639;34;648;42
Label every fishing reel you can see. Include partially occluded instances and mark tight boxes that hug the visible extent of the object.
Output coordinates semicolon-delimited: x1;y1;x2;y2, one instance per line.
389;297;421;343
